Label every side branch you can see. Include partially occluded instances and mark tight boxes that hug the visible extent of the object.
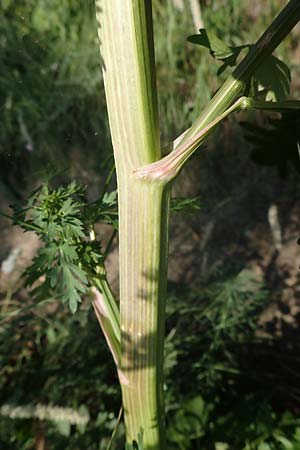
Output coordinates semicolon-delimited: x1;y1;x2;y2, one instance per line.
173;0;300;151
134;98;300;183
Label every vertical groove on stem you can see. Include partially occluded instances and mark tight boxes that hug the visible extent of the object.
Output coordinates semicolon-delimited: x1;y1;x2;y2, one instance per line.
95;1;300;448
119;180;169;448
96;1;169;448
96;0;160;171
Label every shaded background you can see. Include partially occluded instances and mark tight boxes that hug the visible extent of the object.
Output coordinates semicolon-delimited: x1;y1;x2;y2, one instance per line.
1;0;300;449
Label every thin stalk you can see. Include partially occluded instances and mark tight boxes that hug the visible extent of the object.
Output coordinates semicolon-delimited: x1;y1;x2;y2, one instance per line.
135;97;248;181
136;0;300;181
89;226;121;369
176;0;300;148
100;163;116;199
92;272;121;366
135;98;300;181
103;229;117;260
106;406;123;450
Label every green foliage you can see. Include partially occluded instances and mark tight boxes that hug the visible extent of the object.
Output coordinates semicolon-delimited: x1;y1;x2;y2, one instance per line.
0;0;109;195
1;262;299;450
167;395;213;449
85;189;119;230
211;396;300;450
253;55;291;101
163;267;300;450
1;1;300;449
9;177;200;313
188;29;235;60
153;0;297;145
241;112;300;177
10;180;117;312
188;28;291;101
165;269;267;395
170;196;201;214
0;304;123;450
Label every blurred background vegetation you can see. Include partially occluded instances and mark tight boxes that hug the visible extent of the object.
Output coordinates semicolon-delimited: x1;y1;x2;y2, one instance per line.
1;0;300;449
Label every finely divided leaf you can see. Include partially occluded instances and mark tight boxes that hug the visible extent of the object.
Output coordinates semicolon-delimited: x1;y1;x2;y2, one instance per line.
12;181;106;313
57;263;88;313
85;190;118;230
171;197;201;214
102;190;117;206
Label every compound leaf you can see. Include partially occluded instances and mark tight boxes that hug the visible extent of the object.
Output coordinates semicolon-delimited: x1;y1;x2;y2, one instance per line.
188;29;233;60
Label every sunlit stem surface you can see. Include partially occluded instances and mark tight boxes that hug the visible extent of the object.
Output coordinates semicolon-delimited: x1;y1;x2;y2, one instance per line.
96;1;168;448
94;0;300;448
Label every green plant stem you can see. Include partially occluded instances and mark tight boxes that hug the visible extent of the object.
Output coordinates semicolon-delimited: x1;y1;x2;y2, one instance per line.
92;272;121;367
134;97;300;181
136;0;300;181
119;180;170;448
134;97;248;181
176;0;300;148
96;1;168;448
95;0;300;448
89;226;121;366
104;229;117;260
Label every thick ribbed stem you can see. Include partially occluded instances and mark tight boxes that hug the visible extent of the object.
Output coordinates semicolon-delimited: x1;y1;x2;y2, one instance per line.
119;180;169;448
95;1;300;448
96;1;168;448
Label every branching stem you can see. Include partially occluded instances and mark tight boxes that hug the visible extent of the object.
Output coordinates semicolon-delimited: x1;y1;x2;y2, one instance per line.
94;1;300;449
134;98;300;182
175;0;300;150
